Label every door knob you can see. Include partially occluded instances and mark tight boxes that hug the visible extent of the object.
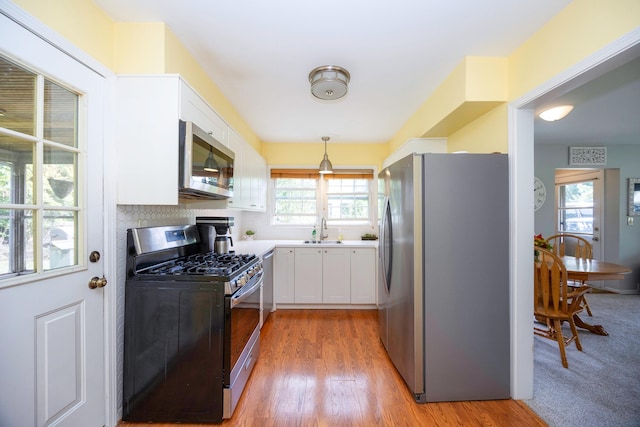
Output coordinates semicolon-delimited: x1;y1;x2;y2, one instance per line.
88;276;108;289
592;237;599;242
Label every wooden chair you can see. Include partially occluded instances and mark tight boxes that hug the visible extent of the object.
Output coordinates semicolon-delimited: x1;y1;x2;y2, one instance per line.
534;246;591;368
546;233;594;316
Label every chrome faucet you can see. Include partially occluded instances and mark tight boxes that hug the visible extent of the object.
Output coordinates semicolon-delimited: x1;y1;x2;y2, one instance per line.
320;217;329;241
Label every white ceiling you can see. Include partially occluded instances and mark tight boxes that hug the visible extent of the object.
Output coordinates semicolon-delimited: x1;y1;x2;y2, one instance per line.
94;0;576;144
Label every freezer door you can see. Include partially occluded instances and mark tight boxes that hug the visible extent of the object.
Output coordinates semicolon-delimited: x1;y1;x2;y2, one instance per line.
385;154;424;399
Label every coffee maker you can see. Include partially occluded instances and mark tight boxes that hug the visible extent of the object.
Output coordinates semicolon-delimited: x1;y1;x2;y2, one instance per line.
196;216;235;254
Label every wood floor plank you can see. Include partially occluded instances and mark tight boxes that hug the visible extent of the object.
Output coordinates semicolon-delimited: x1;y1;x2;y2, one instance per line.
120;309;546;427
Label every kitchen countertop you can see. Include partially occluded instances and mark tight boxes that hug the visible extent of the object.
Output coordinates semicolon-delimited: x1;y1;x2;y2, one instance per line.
232;240;378;258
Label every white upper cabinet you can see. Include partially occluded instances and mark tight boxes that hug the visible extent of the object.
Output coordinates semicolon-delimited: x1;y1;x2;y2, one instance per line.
226;128;248;209
246;146;267;211
116;75;182;205
226;127;267;212
179;81;228;146
115;74;265;208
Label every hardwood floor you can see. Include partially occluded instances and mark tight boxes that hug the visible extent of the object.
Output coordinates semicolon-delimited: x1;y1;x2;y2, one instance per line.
120;309;546;426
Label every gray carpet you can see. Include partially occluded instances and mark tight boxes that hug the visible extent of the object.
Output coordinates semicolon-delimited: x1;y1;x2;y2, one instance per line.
524;293;640;427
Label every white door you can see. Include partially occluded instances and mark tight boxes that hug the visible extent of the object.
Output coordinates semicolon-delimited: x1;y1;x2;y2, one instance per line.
0;13;106;427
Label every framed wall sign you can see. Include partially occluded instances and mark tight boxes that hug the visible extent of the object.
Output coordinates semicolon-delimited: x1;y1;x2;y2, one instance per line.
569;147;607;165
629;178;640;216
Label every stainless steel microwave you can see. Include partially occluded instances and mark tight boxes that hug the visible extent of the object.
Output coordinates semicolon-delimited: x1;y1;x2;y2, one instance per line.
179;120;234;200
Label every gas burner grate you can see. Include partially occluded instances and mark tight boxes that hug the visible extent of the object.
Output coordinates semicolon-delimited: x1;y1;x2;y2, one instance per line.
139;252;258;277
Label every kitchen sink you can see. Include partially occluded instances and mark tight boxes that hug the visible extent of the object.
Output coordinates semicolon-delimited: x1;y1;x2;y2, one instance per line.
302;240;343;244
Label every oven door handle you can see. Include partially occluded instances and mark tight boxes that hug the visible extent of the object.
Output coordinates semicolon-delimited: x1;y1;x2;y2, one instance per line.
230;271;263;308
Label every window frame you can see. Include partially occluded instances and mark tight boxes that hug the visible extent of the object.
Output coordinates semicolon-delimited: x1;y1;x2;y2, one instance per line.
555;174;595;237
270;169;376;228
0;54;84;281
324;177;373;226
271;177;319;226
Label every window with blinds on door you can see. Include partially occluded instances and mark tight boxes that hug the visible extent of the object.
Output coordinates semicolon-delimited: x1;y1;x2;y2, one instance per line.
0;55;81;278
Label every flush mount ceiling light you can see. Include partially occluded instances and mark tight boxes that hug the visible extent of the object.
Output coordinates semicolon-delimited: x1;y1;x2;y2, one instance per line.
538;105;574;121
309;65;350;101
318;136;333;174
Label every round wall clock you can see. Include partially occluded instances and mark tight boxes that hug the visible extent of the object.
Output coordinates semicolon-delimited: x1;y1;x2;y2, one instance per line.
534;177;546;211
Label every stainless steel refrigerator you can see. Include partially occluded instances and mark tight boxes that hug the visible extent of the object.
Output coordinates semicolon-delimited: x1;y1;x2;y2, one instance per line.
378;153;510;402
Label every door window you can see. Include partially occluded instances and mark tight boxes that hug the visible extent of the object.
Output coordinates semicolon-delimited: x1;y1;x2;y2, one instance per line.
557;180;593;235
0;55;80;279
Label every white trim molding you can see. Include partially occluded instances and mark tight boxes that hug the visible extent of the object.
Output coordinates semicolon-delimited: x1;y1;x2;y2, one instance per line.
509;26;640;400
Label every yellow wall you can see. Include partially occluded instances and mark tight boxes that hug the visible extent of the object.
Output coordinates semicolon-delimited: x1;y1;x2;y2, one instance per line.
389;56;507;154
114;23;166;73
392;0;640;154
14;0;262;152
13;0;115;69
447;104;508;153
263;142;387;170
509;0;640;99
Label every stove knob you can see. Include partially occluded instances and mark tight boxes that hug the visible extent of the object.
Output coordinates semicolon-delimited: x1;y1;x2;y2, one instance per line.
238;275;247;287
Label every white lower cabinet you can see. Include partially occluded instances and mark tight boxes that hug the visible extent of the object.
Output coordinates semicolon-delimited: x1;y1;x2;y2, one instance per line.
322;248;351;303
350;248;376;304
294;247;323;303
274;246;377;306
274;248;295;304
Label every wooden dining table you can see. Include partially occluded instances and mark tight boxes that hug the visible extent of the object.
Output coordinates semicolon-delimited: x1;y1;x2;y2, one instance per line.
561;255;632;336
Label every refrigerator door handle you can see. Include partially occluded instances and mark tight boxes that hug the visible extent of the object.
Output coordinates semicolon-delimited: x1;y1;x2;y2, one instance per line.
381;196;392;295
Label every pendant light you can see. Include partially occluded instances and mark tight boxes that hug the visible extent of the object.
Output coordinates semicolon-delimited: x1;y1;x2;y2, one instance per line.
318;136;333;174
204;148;219;172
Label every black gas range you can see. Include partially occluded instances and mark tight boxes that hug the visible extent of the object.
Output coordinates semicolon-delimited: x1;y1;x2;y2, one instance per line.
123;224;262;424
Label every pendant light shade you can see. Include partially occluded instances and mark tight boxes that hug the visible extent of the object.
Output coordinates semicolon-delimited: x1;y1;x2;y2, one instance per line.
204;149;219;172
318;136;333;174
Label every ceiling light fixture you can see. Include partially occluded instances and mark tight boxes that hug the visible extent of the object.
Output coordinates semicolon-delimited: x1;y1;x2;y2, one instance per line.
204;148;219;172
538;105;574;121
318;136;333;174
309;65;350;101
